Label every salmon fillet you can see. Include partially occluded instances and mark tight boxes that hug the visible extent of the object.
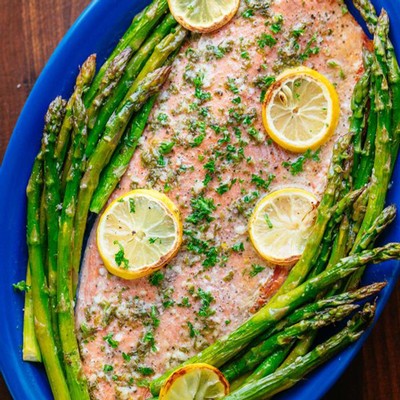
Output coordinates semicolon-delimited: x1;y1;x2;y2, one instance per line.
76;1;368;398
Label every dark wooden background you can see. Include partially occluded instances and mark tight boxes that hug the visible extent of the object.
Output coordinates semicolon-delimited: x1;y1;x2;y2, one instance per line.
0;1;399;399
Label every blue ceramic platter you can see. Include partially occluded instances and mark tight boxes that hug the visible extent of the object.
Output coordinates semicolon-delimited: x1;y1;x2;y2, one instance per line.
0;0;399;399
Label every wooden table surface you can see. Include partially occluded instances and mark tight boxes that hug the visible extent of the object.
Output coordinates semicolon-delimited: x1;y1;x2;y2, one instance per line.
0;1;399;399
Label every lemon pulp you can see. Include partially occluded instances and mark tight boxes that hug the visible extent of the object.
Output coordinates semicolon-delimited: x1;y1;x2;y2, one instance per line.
168;0;240;33
97;189;182;279
159;363;229;400
262;67;340;153
249;188;318;265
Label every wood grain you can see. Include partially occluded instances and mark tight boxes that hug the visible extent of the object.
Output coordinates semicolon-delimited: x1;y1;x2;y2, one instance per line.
0;1;399;399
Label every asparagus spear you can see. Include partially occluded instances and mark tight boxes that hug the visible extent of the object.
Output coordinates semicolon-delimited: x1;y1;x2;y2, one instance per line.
27;154;71;400
274;281;384;333
86;24;186;156
269;67;371;297
387;40;400;172
42;97;66;354
221;304;358;382
311;188;365;277
72;66;173;293
87;14;177;152
242;346;293;386
348;12;393;289
22;267;41;362
150;243;400;394
57;95;90;399
90;97;156;213
87;48;132;129
354;76;376;189
55;55;96;171
353;0;379;35
353;0;400;172
352;53;372;178
84;0;169;106
225;304;375;400
354;12;391;244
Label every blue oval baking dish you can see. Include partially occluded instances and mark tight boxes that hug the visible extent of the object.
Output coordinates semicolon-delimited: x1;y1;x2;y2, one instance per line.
0;0;399;399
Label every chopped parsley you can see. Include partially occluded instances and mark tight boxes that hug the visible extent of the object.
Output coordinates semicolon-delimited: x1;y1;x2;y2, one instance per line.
157;113;168;124
187;321;199;338
149;271;164;286
114;241;129;269
282;149;320;175
122;352;131;362
12;280;30;292
232;242;245;252
178;297;191;308
216;183;230;195
250;264;265;277
129;198;136;213
103;364;114;373
300;34;320;61
159;141;175;155
257;33;277;48
137;366;155;376
251;173;275;190
103;333;119;349
242;9;254;18
264;213;273;229
193;73;212;103
142;330;157;352
186;196;216;225
197;288;215;318
270;14;284;33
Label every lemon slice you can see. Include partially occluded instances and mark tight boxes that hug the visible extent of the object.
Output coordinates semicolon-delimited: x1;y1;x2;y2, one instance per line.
262;67;340;153
97;189;182;279
159;363;229;400
168;0;240;33
249;188;318;266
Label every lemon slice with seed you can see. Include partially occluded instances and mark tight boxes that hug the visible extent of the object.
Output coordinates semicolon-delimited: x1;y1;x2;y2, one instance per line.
97;189;182;280
262;67;340;153
168;0;240;33
159;363;229;400
249;188;318;266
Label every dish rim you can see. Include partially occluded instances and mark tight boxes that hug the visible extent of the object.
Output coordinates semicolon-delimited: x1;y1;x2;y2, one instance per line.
0;0;399;399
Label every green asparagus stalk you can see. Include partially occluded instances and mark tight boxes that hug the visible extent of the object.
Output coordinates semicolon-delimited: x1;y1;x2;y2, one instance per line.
221;304;358;382
352;54;372;178
348;12;393;288
55;55;96;171
23;173;50;361
27;154;70;400
86;24;186;156
353;0;379;35
354;77;376;189
72;66;173;293
269;67;371;297
42;97;66;355
150;243;400;395
354;13;392;245
274;281;385;334
353;0;400;172
87;48;132;129
90;97;156;213
22;267;42;362
387;40;400;172
87;14;176;152
225;304;375;400
277;335;315;371
243;346;293;386
57;95;90;399
84;0;169;106
311;188;365;276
